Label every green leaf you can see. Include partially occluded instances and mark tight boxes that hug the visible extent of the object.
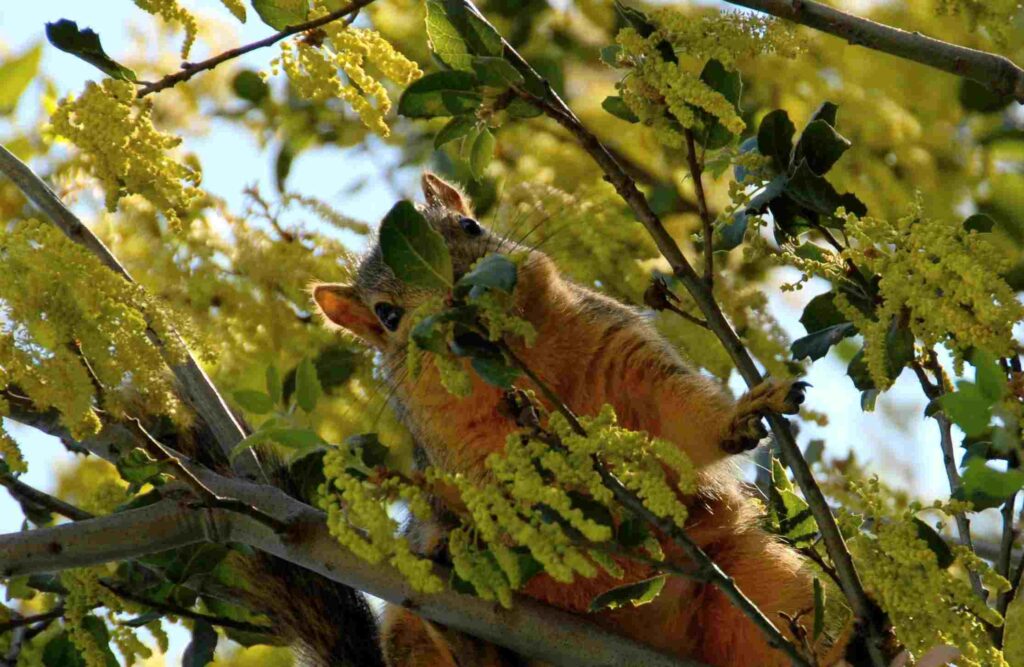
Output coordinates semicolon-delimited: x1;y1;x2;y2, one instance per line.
771;456;794;493
379;200;454;290
911;517;954;569
506;96;542;119
616;518;651;549
956;459;1024;511
232;70;269;104
471;56;523;87
265;364;283;405
0;44;41;115
264;427;323;449
601;96;639;123
757;109;795;171
346;433;389;468
426;0;473;70
969;348;1006;403
251;0;308;30
45;20;137;82
455;253;518;296
785;159;867;219
768;457;818;546
963;213;995;233
812;578;826;640
810;101;839;127
435;115;477;149
471;356;520;388
116;447;167;493
800;292;848;333
715;175;787;251
233;389;274;414
884;316;914;380
469;127;495;180
695;59;742;150
613;0;675;63
182;619;218;667
398;70;482;119
43;632;86;667
939;382;993;437
588;575;667;612
847;349;874;392
959;77;1012;113
804;439;825;465
791;323;855;361
600;45;622;67
122;611;164;628
294;356;322;412
792;119;851;175
1004;587;1024;666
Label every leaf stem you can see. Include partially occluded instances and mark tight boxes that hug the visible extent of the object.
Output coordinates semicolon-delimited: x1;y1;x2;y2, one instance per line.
684;129;714;287
136;0;379;97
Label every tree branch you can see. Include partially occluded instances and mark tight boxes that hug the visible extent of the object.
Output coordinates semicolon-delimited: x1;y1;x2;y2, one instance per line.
684;130;714;286
463;1;889;661
100;580;273;635
724;0;1024;102
0;474;94;522
0;492;700;667
0;144;263;481
137;0;378;97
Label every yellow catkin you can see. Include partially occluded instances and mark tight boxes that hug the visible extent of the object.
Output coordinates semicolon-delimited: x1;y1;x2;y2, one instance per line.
132;0;199;58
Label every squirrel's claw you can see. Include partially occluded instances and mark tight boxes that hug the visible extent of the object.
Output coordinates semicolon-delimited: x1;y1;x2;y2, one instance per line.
720;379;810;455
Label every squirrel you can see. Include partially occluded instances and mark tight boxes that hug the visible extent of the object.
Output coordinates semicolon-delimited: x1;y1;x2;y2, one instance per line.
310;173;835;667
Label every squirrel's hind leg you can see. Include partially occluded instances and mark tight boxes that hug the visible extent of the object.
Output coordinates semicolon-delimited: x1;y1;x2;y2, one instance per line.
380;606;510;667
720;379;808;455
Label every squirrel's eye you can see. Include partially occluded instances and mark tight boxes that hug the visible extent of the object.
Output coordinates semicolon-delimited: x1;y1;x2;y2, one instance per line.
458;216;482;237
374;302;404;332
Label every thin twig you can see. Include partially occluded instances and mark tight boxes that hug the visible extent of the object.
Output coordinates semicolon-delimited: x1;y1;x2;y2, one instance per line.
684;130;714;286
125;418;289;534
100;580;273;634
468;0;889;660
500;344;813;667
995;491;1019;628
0;475;95;522
137;0;379;97
0;608;63;635
723;0;1024;102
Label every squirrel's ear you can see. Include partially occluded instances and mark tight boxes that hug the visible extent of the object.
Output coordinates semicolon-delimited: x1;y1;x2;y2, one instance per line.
421;172;472;216
311;283;385;347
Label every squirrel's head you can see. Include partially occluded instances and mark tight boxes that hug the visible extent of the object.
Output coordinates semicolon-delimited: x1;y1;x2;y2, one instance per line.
313;173;527;352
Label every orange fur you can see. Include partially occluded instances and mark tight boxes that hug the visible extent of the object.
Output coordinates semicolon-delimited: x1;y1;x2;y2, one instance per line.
315;173;827;666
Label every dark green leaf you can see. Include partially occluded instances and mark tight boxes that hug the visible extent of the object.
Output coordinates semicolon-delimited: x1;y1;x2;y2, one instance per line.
469;127;495;180
231;70;269;103
812;578;826;640
346;433;389;468
81;615;119;667
122;611;164;628
963;214;995;233
251;0;307;30
380;200;454;290
616;518;651;549
785;160;867;218
791;323;855;361
959;78;1012;113
233;389;274;414
588;575;667;612
0;44;42;115
295;356;322;412
883;317;914;380
939;382;993;437
568;491;614;531
600;45;622;67
715;175;787;251
471;356;520;388
794;242;829;263
861;389;880;411
435;115;477;149
45;20;137;81
183;619;218;667
792;120;851;175
398;71;481;119
800;292;849;334
455;254;518;296
43;632;86;667
613;0;675;63
847;349;874;392
116;448;166;493
804;439;825;465
602;96;639;123
970;348;1006;403
911;517;954;569
471;56;523;87
274;141;294;193
757;109;795;171
265;364;283;405
695;59;742;150
810;101;838;127
955;459;1024;510
506;96;541;119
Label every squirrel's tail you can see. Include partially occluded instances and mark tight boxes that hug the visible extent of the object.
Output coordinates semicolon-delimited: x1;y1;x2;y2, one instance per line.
241;450;385;667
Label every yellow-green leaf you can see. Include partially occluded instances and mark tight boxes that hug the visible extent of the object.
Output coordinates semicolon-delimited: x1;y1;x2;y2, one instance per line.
0;44;41;115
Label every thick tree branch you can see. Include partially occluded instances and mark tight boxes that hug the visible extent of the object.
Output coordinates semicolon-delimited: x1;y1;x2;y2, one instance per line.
462;1;889;662
0;145;263;481
724;0;1024;103
0;492;699;667
137;0;377;97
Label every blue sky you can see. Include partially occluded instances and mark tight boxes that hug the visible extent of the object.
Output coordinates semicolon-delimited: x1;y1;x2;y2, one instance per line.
0;0;995;662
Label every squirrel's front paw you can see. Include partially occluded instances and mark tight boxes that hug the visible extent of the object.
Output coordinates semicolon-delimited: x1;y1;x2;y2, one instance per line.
720;379;809;454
